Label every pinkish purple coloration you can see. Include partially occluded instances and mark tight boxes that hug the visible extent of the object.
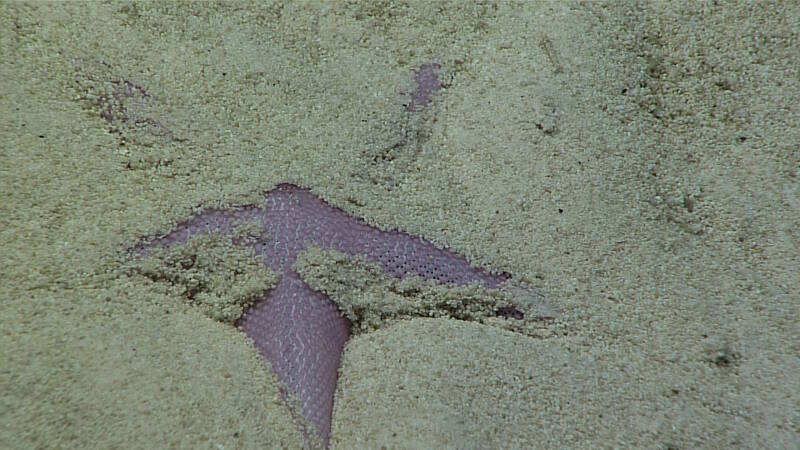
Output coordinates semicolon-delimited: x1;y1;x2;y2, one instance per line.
406;63;443;111
134;184;523;448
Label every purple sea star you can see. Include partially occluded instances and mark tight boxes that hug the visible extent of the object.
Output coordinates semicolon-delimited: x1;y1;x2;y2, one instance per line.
128;63;551;448
134;184;535;447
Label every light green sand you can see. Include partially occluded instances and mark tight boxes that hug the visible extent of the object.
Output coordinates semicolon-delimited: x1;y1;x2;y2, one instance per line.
1;2;798;449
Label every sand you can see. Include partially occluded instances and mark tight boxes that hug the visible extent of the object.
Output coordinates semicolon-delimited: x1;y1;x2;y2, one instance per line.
1;2;797;449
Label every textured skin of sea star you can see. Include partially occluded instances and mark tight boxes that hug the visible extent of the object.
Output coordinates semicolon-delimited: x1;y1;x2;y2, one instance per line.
134;183;533;448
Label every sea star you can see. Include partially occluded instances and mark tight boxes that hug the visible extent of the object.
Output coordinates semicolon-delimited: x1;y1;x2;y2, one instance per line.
127;63;552;448
133;183;546;447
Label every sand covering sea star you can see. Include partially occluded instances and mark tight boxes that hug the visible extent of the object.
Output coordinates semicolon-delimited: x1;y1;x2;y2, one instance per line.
121;63;554;448
129;183;554;448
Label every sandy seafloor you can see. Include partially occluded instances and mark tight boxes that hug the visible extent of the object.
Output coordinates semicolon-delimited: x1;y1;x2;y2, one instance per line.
1;2;798;449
